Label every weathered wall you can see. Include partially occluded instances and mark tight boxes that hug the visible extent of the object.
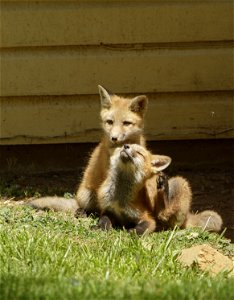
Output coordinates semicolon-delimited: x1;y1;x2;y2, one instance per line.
0;0;233;145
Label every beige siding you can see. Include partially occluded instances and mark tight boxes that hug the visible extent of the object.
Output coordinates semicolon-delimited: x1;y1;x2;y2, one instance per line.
0;0;233;145
1;47;233;96
1;1;233;47
1;92;233;145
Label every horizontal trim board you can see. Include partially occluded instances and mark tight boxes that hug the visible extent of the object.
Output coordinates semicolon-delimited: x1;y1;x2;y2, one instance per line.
1;47;233;96
0;92;233;145
1;1;233;48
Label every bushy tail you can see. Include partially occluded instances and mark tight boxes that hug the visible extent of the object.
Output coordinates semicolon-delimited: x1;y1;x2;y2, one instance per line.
185;210;223;232
28;197;79;213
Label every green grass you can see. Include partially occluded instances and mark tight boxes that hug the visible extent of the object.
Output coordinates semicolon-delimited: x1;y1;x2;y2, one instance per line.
0;205;233;300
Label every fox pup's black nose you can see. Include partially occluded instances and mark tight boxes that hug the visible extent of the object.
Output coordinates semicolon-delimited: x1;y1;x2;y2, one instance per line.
124;144;130;150
112;137;118;142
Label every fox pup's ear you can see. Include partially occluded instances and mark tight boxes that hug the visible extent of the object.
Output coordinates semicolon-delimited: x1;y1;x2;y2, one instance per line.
151;155;171;173
98;85;112;109
129;95;148;116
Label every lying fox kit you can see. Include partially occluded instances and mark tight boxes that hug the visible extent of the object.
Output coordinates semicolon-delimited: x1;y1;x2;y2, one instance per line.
97;144;171;234
97;144;223;234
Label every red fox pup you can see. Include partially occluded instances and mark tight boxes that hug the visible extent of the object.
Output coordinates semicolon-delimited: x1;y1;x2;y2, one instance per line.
29;86;148;214
96;144;171;234
76;86;148;214
96;144;223;234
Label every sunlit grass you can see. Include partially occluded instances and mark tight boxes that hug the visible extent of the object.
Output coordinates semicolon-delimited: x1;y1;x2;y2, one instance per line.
0;205;233;300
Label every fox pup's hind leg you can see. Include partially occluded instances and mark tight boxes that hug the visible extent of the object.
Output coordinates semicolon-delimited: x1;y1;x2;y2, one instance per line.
156;176;222;232
157;176;192;228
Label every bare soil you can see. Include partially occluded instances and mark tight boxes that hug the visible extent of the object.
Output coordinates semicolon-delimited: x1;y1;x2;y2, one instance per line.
178;244;233;276
179;169;233;242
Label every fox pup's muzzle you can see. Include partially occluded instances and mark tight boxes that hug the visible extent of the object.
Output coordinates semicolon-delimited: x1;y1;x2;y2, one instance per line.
120;144;133;163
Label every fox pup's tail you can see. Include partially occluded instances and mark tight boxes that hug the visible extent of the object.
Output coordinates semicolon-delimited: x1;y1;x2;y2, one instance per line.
28;197;79;213
185;210;223;232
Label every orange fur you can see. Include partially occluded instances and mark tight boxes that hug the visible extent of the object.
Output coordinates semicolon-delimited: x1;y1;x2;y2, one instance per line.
96;144;222;234
28;86;223;234
29;86;148;213
156;176;223;232
96;144;171;234
76;86;148;214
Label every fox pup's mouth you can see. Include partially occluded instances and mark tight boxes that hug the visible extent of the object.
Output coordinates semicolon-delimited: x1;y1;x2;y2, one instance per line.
120;149;133;163
110;141;124;149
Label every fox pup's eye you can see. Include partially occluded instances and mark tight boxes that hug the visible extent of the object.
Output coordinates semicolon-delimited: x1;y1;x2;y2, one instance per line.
136;151;145;160
123;121;132;126
106;119;113;125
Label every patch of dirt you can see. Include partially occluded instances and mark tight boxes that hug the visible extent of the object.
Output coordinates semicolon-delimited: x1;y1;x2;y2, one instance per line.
178;244;233;276
173;170;234;242
0;169;233;241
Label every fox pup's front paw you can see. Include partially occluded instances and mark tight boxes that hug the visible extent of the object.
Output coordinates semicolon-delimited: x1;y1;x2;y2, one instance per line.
75;208;87;218
157;172;169;194
92;215;113;231
157;172;168;190
157;172;172;212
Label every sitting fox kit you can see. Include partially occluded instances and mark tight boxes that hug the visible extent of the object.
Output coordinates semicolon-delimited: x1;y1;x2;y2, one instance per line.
76;85;148;214
30;85;148;214
96;144;223;234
